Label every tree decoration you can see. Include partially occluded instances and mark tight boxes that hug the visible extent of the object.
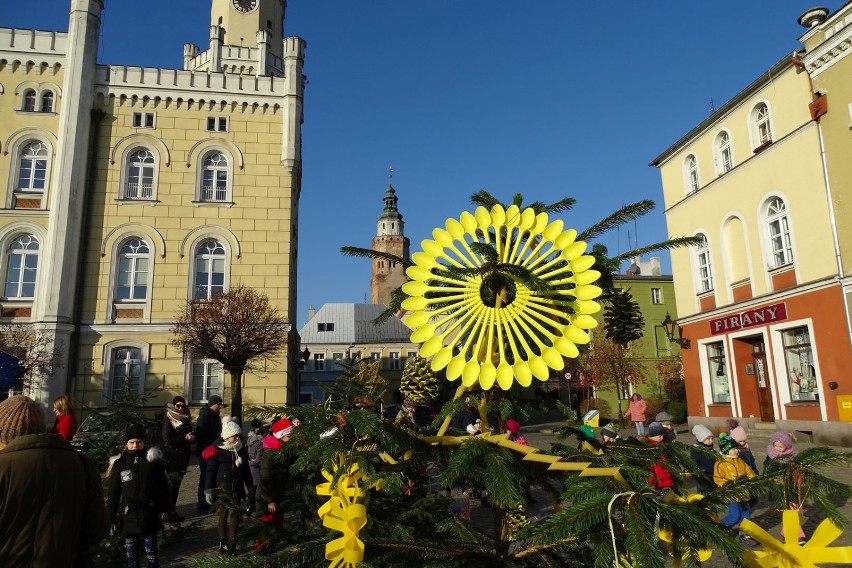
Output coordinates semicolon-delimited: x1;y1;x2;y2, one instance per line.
401;204;602;390
399;355;440;403
316;456;371;567
740;511;852;567
657;493;713;566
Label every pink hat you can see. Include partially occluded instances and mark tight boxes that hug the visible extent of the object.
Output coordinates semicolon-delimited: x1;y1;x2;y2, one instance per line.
505;419;520;434
729;425;748;443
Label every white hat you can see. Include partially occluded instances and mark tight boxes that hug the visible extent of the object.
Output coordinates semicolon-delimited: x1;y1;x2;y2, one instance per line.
221;419;241;440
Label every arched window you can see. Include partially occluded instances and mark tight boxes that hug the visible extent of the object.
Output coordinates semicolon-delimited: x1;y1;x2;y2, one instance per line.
766;197;793;267
201;152;229;202
684;154;699;193
125;149;155;199
193;240;226;300
110;346;145;397
715;131;733;174
753;103;772;146
22;89;36;112
4;234;39;299
116;239;150;301
695;233;713;293
17;141;49;192
40;91;54;113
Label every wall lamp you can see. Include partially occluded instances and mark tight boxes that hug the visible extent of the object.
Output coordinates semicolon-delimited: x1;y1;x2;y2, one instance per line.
661;313;691;349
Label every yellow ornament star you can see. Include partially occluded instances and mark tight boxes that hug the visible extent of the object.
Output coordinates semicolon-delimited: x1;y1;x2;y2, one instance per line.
740;511;852;567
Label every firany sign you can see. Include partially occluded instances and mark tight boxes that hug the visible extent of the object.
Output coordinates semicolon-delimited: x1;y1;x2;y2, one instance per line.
709;302;788;335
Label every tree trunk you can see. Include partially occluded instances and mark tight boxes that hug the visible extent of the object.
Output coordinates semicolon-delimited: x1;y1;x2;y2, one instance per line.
228;367;244;424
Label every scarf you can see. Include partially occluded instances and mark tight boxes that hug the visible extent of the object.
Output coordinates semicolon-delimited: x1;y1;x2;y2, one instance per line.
166;404;192;430
766;444;797;459
218;438;244;467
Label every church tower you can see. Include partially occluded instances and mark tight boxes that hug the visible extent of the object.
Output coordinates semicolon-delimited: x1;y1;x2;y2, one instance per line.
370;178;410;306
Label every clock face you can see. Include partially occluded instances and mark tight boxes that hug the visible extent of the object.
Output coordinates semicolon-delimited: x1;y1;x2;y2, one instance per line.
232;0;257;13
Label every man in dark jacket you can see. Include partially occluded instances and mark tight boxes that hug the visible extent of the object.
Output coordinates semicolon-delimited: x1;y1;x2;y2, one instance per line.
194;394;224;513
0;395;107;567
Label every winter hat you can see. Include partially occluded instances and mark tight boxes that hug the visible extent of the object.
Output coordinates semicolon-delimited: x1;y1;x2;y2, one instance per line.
655;411;674;424
208;394;224;407
403;397;416;409
221;419;242;439
125;423;146;443
769;431;794;450
719;433;737;455
648;422;666;438
171;396;187;406
725;418;740;430
600;426;618;440
692;424;714;443
729;425;748;444
0;395;46;444
505;419;521;434
271;418;294;439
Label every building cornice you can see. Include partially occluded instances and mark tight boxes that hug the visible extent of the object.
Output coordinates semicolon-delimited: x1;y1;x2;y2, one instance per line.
800;14;852;76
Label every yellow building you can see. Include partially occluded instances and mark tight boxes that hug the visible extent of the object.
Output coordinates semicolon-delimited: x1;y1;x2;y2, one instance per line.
0;0;306;414
650;6;852;443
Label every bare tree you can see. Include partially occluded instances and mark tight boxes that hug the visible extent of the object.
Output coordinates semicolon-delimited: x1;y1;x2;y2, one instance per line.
170;284;290;423
0;323;64;397
577;334;649;424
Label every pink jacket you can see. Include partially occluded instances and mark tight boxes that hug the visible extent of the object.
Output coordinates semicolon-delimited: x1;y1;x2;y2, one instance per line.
626;399;647;423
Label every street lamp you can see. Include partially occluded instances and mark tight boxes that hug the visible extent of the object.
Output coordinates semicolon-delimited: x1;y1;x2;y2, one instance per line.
661;313;691;349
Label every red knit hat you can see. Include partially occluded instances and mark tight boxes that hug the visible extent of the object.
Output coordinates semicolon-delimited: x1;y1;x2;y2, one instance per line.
271;418;294;439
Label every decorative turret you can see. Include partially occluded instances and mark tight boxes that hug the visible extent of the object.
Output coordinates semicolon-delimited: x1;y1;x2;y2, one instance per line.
183;42;199;70
376;184;404;237
370;174;410;306
209;25;224;73
281;35;306;173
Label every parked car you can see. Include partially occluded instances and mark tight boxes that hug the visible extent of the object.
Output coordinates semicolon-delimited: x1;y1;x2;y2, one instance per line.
382;404;438;428
71;412;160;453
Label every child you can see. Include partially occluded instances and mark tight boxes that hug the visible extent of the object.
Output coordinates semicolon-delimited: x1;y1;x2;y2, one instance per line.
107;423;169;568
765;431;806;545
245;419;265;514
505;419;528;445
727;419;759;474
600;426;619;443
647;423;674;493
713;434;757;546
258;418;295;521
689;424;717;494
205;417;251;555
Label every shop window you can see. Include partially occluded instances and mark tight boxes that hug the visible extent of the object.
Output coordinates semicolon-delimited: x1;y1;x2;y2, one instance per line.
781;327;818;402
706;341;730;403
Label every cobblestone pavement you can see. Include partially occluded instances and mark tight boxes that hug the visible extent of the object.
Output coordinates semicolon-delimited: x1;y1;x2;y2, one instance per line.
159;426;851;567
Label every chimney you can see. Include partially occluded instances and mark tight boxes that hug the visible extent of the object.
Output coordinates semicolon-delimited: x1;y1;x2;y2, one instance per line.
798;7;829;28
307;305;316;321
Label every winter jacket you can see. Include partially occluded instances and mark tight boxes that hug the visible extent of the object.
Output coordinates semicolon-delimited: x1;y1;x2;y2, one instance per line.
107;447;169;537
647;439;673;490
689;441;718;493
626;399;647;423
739;447;759;475
0;433;107;567
162;408;193;471
206;442;252;500
257;435;295;510
246;430;264;485
713;455;755;490
50;413;79;442
194;404;222;457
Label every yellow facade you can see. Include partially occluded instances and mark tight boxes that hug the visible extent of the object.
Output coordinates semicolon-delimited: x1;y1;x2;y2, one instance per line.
0;0;306;414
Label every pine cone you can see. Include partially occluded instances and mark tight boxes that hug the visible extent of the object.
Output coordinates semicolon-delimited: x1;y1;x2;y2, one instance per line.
506;505;530;541
399;356;439;403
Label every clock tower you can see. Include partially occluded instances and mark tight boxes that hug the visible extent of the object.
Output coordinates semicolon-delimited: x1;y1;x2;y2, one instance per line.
185;0;290;76
370;179;410;307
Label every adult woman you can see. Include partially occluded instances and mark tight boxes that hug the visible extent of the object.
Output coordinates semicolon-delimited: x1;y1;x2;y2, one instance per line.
161;396;194;522
625;393;647;436
50;394;78;441
205;418;251;554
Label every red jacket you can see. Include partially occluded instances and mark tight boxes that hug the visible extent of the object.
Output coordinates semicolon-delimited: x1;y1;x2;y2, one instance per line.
50;413;79;442
648;439;673;489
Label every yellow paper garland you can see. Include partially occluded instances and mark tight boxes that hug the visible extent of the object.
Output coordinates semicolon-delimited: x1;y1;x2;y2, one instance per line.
401;204;602;390
740;510;852;567
316;457;369;568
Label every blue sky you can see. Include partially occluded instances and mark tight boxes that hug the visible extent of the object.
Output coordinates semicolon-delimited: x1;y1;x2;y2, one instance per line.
4;1;844;327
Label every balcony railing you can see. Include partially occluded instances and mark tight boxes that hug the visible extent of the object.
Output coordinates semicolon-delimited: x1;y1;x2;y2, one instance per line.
125;183;153;199
201;185;227;202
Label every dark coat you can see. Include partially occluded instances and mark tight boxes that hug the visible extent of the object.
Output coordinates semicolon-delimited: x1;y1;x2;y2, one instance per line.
257;435;295;510
0;433;106;568
246;431;264;486
206;443;251;500
689;441;718;493
194;404;222;457
162;411;193;471
107;448;169;537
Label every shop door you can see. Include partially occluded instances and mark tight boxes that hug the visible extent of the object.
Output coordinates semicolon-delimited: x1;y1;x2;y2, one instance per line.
752;341;774;422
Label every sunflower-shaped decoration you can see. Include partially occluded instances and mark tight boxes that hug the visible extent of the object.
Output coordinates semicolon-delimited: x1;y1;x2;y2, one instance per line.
401;204;602;390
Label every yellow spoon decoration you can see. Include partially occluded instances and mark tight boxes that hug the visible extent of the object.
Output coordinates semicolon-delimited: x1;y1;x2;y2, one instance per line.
401;204;602;389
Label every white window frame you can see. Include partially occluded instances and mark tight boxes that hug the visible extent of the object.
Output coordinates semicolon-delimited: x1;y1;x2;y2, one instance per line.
194;149;233;204
313;353;325;371
16;141;50;193
389;351;401;371
694;233;714;294
102;339;150;401
6;135;54;210
751;102;773;148
187;358;224;404
3;234;40;300
714;130;734;175
192;239;228;300
651;288;662;304
206;116;229;132
120;147;158;200
764;197;794;268
40;91;54;113
132;111;156;129
114;238;151;303
21;89;36;112
705;340;731;404
683;153;700;194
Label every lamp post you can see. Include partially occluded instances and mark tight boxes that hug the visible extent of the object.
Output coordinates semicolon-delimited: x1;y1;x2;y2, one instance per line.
661;313;691;349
